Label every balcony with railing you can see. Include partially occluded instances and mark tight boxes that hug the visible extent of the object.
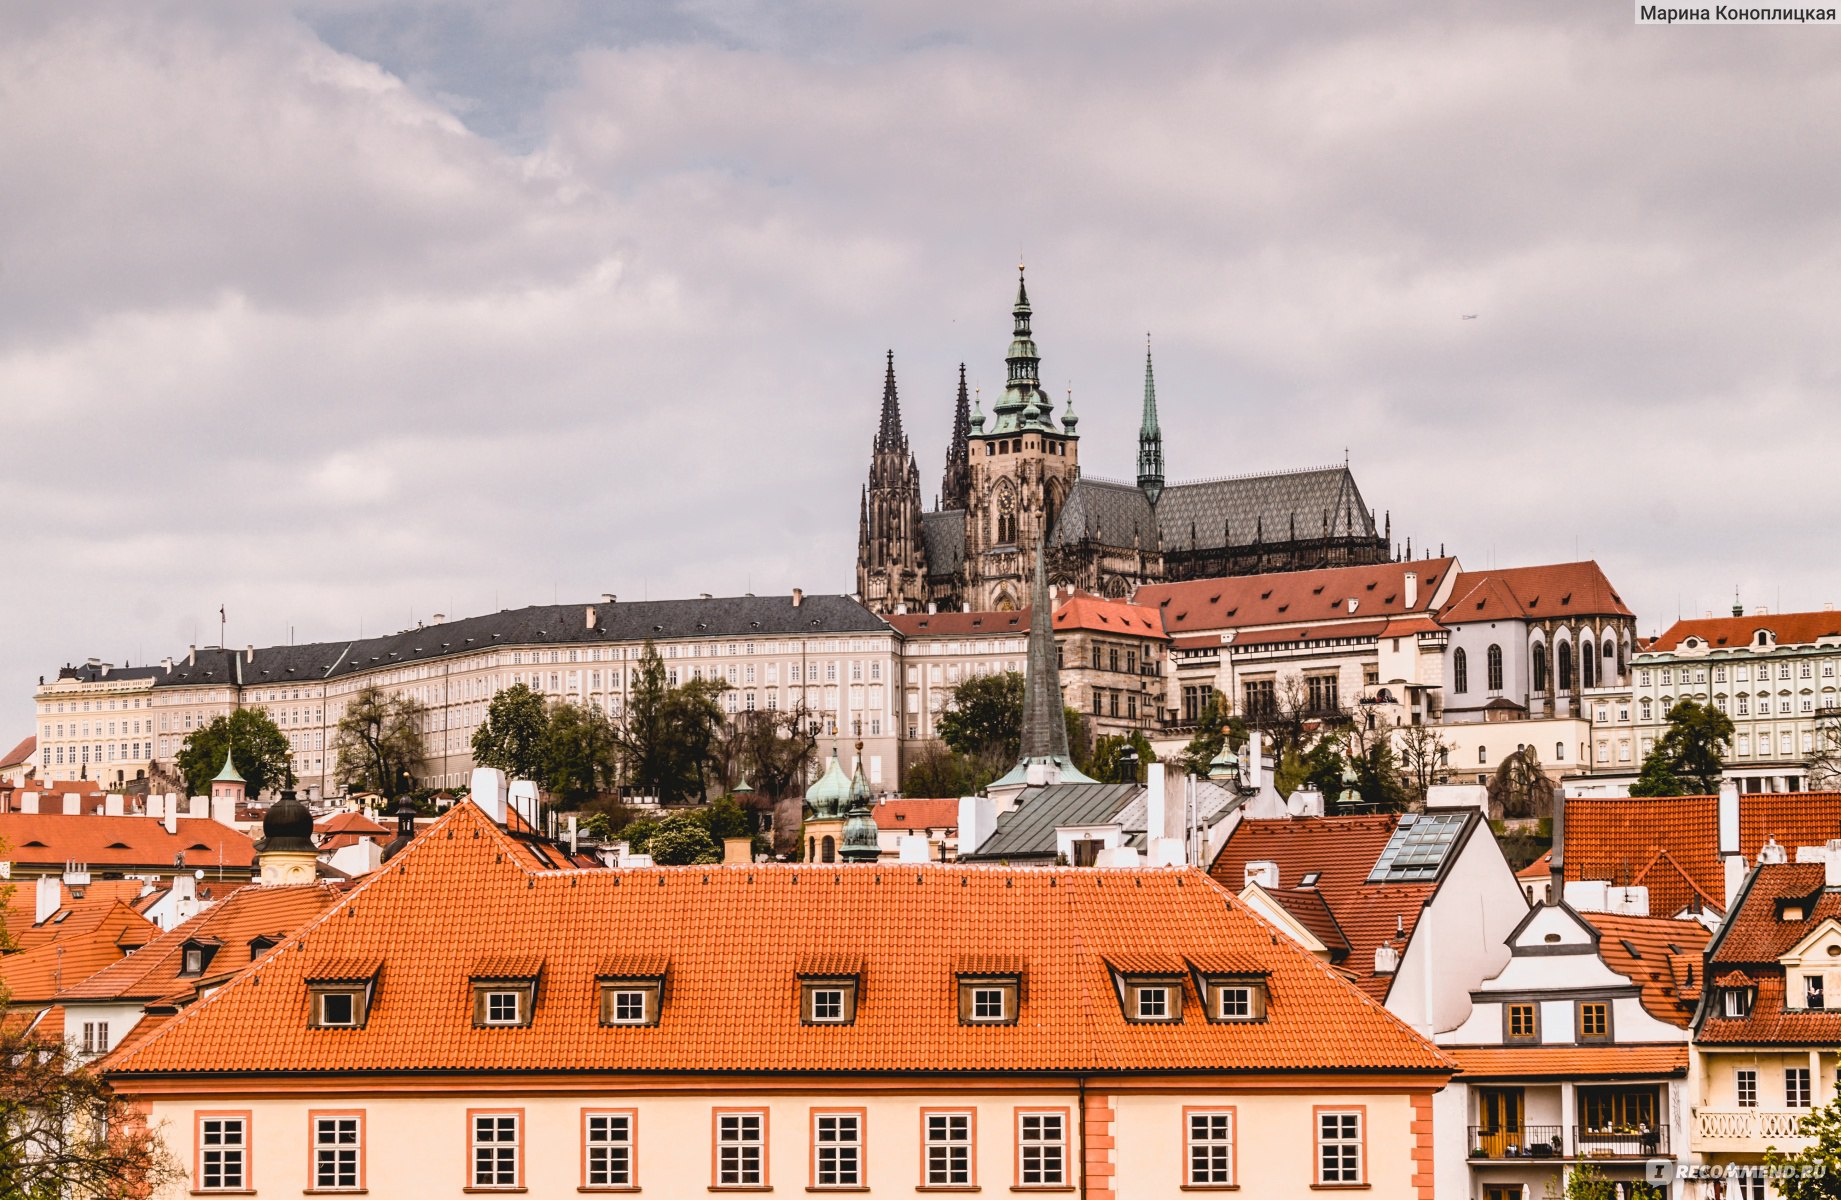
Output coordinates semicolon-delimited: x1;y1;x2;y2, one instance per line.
1692;1108;1813;1154
1468;1125;1566;1162
1467;1125;1670;1163
1573;1125;1667;1159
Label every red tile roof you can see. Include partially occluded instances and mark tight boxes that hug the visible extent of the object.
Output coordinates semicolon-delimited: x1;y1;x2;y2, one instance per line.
1697;864;1841;1046
5;880;153;950
0;904;161;1003
885;610;1031;638
1580;911;1712;1027
1650;610;1841;652
0;736;34;770
0;813;257;873
1448;1044;1687;1079
1051;593;1165;639
1222;618;1391;649
106;802;1451;1079
1135;559;1456;635
871;799;959;832
1211;815;1438;1001
1562;794;1841;916
1439;562;1632;624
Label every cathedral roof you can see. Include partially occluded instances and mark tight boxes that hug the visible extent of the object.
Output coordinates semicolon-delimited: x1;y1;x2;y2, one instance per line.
1048;466;1378;555
920;509;966;576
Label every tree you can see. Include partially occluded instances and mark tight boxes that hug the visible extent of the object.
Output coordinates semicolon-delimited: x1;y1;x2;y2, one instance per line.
1488;746;1551;818
1088;730;1158;785
1764;1093;1841;1198
539;700;621;805
723;709;817;802
1175;691;1246;777
1629;698;1735;796
331;686;426;796
1542;1163;1663;1199
614;644;730;804
1809;715;1841;791
1337;724;1411;812
901;742;992;798
638;810;720;865
0;1014;182;1197
176;708;293;798
1395;723;1454;807
936;672;1026;761
471;684;549;780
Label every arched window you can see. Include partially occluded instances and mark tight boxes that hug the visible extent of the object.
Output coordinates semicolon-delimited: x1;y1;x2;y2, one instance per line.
807;836;816;861
1616;638;1627;676
1453;648;1469;694
1487;644;1504;692
1557;643;1574;692
1531;644;1549;693
1556;742;1566;761
1478;745;1488;765
821;836;836;863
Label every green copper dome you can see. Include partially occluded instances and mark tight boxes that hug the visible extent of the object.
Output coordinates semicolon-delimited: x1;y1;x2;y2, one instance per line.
212;747;245;785
840;758;880;863
805;752;853;819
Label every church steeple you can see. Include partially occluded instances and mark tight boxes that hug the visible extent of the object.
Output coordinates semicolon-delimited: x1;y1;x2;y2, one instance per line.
940;363;972;511
875;350;905;451
990;264;1054;432
855;352;927;615
986;535;1094;793
1138;335;1165;505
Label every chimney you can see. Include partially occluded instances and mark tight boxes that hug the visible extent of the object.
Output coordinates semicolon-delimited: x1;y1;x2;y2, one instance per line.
1374;943;1399;975
1758;836;1786;865
1718;780;1740;857
792;588;804;608
161;656;173;673
585;606;598;631
897;833;931;863
62;793;81;815
927;601;937;614
1549;789;1566;906
700;593;712;601
1243;860;1279;889
245;644;255;663
1404;571;1419;610
1827;839;1841;889
1146;762;1170;838
601;594;616;605
432;613;445;624
164;803;178;835
894;602;907;615
188;795;208;820
722;837;753;866
104;793;124;817
34;875;61;924
1347;598;1359;614
211;796;237;827
187;645;197;667
1247;730;1265;789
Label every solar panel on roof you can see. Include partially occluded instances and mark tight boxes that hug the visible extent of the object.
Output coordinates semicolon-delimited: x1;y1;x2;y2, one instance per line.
1366;811;1468;883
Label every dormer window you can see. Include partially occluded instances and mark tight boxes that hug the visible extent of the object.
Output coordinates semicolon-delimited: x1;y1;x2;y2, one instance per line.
956;955;1023;1025
1197;974;1269;1023
305;958;380;1029
470;956;542;1029
1135;985;1174;1020
1721;986;1755;1018
799;978;859;1025
248;935;278;958
179;939;221;977
599;980;662;1026
1806;975;1826;1010
1114;973;1184;1023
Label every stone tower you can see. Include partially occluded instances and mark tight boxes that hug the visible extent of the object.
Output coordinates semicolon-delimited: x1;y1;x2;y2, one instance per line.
855;352;928;615
1137;336;1165;505
963;267;1082;611
940;363;972;512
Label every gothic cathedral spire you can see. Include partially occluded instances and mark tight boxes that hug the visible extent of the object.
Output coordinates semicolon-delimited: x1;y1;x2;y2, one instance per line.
855;352;928;615
1138;334;1165;505
940;363;972;511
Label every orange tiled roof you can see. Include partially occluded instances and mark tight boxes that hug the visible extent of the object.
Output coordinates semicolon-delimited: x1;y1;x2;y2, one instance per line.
1699;973;1841;1046
58;882;341;1003
0;904;161;1003
1580;911;1711;1028
0;735;34;770
1709;862;1836;964
1651;610;1841;652
871;799;959;832
316;812;388;835
1448;1044;1687;1079
0;812;256;872
1134;559;1456;635
106;802;1451;1079
3;879;150;949
1517;851;1553;880
1051;593;1165;639
1211;815;1439;1001
1439;562;1632;624
885;610;1031;638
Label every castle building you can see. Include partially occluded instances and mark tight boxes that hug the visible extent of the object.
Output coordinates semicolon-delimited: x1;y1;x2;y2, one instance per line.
856;269;1392;614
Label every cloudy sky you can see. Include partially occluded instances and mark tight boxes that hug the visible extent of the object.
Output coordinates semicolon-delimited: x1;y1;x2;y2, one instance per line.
5;1;1839;728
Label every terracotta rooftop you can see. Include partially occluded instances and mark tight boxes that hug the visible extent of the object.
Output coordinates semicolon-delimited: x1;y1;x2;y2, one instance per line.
871;799;959;833
884;609;1030;638
0;903;161;1004
1211;814;1452;1001
5;880;154;950
1135;559;1456;635
0;812;257;872
0;735;34;770
106;802;1451;1079
1697;863;1841;1046
1447;1044;1687;1079
1051;593;1165;639
1580;911;1712;1028
1438;561;1632;624
1649;610;1841;653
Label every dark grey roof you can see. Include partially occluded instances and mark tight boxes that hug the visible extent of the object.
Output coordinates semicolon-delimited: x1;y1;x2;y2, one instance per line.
1049;467;1377;552
961;782;1138;861
55;663;167;684
147;594;887;690
921;510;966;576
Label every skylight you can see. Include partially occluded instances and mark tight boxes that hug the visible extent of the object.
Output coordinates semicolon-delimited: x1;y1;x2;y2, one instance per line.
1366;812;1467;883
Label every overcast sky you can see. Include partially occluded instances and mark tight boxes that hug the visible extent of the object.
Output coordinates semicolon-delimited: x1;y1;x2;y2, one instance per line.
5;1;1839;730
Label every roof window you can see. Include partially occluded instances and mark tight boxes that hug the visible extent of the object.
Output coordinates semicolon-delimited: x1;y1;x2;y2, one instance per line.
596;955;668;1027
470;955;543;1028
797;953;862;1026
956;957;1024;1025
179;938;222;977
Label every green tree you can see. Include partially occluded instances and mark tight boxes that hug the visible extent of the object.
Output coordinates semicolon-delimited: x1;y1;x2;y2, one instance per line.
330;685;426;796
176;708;294;798
539;700;621;805
1488;745;1551;818
901;742;993;798
1541;1162;1664;1199
1088;730;1158;785
614;644;730;803
643;811;720;865
723;709;817;803
1629;698;1735;796
0;1010;183;1197
936;672;1026;760
471;684;549;780
1175;691;1246;777
1765;1093;1841;1198
1337;725;1411;812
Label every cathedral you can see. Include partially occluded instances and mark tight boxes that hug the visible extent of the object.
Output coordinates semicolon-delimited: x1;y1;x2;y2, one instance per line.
855;269;1392;615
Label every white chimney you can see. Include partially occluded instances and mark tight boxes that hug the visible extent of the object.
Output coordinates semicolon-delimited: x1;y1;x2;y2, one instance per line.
585;606;598;631
187;645;197;666
147;793;163;819
601;594;617;605
63;863;90;888
1404;571;1419;610
245;644;255;663
211;796;237;827
104;793;124;817
1247;731;1265;789
1244;860;1279;889
1347;598;1359;614
188;795;208;820
62;793;82;815
164;805;178;836
1759;836;1787;865
1718;781;1740;856
792;588;804;608
1828;839;1841;889
470;768;508;823
897;833;931;863
956;795;996;856
1374;943;1399;975
17;791;35;815
34;875;61;923
1146;762;1171;838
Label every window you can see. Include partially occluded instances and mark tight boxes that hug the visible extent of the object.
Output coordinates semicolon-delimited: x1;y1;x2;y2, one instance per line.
1580;1087;1656;1132
1306;674;1339;713
1203;978;1267;1022
1506;1002;1538;1042
470;1111;522;1189
958;975;1020;1024
1487;643;1504;691
1016;1111;1066;1187
1788;1067;1812;1108
312;1112;363;1191
1136;986;1170;1019
1807;974;1827;1010
81;1020;110;1054
811;1111;863;1189
715;1110;766;1188
1186;1110;1235;1187
486;990;522;1025
316;990;358;1027
1722;986;1755;1018
1121;977;1182;1022
1240;679;1274;719
1737;1068;1758;1107
1453;648;1468;694
472;979;536;1027
800;978;860;1024
599;981;661;1026
197;1113;248;1192
584;1111;634;1189
922;1111;973;1188
1577;1001;1610;1042
1315;1109;1364;1185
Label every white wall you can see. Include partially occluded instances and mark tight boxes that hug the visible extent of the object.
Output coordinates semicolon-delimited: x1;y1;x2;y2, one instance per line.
1386;816;1527;1037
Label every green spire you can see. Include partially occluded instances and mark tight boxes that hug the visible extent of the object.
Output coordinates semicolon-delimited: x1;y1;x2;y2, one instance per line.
1137;334;1165;504
840;753;880;862
992;264;1052;432
212;746;244;785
